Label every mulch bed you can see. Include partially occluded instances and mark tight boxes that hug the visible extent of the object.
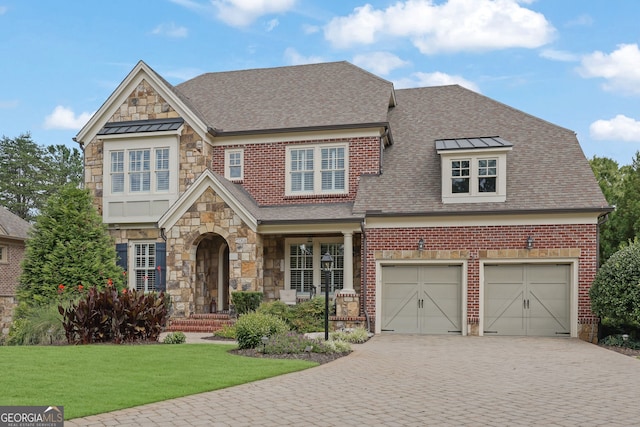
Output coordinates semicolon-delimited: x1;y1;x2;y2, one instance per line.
202;335;351;364
599;345;640;358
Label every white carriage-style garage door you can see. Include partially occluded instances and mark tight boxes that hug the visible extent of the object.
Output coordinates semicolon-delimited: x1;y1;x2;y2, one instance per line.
484;264;570;337
381;265;462;334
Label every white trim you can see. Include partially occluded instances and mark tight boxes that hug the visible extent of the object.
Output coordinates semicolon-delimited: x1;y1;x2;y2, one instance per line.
102;135;179;224
365;212;601;229
285;143;349;197
284;237;345;296
258;223;361;235
0;245;7;264
478;258;578;338
440;152;508;203
224;148;244;181
218;242;228;310
375;259;468;336
157;169;258;231
211;127;383;146
76;61;210;147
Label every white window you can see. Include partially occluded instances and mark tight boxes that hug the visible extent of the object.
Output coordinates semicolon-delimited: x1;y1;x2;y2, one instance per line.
439;150;509;203
286;144;348;196
225;149;244;181
108;147;170;194
0;246;7;264
285;238;344;295
133;242;157;292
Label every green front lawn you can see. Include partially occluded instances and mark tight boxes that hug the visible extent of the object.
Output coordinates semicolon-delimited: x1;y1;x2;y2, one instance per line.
0;343;316;420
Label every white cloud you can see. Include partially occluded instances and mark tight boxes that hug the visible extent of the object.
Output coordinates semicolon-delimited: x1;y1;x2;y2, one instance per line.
578;44;640;95
302;24;319;34
265;18;279;32
565;14;593;27
590;115;640;142
172;0;296;27
352;52;409;76
43;106;94;130
151;22;188;38
540;49;579;62
324;0;555;54
283;48;325;66
395;71;480;92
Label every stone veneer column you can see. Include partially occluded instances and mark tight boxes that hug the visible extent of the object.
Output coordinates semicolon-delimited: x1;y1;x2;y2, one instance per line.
336;231;359;317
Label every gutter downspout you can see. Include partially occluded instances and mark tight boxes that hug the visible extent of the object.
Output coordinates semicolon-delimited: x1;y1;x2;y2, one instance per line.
360;220;371;333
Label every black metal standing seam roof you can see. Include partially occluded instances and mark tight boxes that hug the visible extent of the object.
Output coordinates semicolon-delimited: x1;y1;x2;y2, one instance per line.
97;118;184;135
435;136;513;151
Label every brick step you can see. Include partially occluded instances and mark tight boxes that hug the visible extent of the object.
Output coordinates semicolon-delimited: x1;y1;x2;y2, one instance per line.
167;314;235;333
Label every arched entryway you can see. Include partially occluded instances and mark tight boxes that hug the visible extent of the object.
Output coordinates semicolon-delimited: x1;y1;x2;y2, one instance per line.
195;233;230;314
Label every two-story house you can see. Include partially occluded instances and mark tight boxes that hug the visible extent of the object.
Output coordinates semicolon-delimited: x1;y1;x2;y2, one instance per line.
75;61;610;340
0;206;30;336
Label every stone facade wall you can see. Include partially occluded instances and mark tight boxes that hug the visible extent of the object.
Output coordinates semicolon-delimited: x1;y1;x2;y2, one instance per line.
0;240;25;336
164;188;262;317
211;137;381;206
84;79;212;216
365;223;599;340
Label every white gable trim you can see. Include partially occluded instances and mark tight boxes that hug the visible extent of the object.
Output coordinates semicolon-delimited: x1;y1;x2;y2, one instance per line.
157;169;258;232
75;61;209;146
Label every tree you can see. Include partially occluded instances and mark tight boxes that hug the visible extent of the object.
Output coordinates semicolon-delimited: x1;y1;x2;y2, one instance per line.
590;239;640;328
0;133;47;221
0;134;83;221
17;184;124;307
590;154;640;262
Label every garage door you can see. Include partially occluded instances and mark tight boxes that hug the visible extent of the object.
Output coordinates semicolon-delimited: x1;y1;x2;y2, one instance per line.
484;264;570;336
381;265;462;334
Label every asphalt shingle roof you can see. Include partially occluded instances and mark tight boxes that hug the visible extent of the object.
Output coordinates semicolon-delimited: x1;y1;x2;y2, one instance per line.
175;61;394;133
0;205;30;239
353;85;609;215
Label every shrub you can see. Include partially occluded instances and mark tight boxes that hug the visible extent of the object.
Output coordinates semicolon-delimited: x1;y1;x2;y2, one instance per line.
235;312;289;349
256;300;291;320
600;334;640;349
213;324;236;339
163;331;186;344
590;241;640;328
59;286;168;344
288;297;333;333
6;302;67;346
261;332;352;354
231;291;263;315
330;327;370;344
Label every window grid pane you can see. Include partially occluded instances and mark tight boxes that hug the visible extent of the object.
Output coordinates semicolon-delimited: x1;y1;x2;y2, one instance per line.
451;160;470;194
290;244;314;293
134;243;156;292
228;151;242;178
129;150;151;192
321;147;345;191
478;158;497;193
111;151;124;193
155;148;170;191
320;243;344;293
291;149;314;192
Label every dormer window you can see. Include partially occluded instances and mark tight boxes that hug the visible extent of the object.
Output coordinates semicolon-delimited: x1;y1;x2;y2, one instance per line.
436;137;512;204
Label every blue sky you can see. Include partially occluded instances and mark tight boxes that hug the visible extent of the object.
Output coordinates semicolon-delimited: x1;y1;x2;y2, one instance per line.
1;0;640;165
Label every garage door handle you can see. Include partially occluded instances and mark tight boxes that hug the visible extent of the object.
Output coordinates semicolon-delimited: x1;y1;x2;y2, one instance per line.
523;299;530;309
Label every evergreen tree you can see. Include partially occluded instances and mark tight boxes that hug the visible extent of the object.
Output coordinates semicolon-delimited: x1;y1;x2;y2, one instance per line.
18;184;124;306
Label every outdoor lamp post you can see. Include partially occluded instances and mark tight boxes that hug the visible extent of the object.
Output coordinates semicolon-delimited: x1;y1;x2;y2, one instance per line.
321;252;334;341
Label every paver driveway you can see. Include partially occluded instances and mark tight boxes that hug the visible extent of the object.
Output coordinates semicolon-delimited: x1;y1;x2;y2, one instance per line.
68;335;640;426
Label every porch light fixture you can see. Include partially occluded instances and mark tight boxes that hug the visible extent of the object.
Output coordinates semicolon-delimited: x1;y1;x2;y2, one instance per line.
418;238;425;251
526;236;534;250
321;252;334;341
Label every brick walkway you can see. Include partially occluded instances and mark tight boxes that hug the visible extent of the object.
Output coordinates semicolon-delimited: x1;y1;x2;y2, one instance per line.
67;335;640;426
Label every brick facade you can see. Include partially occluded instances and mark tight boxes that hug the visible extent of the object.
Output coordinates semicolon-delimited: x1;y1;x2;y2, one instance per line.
365;223;599;339
211;136;380;206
